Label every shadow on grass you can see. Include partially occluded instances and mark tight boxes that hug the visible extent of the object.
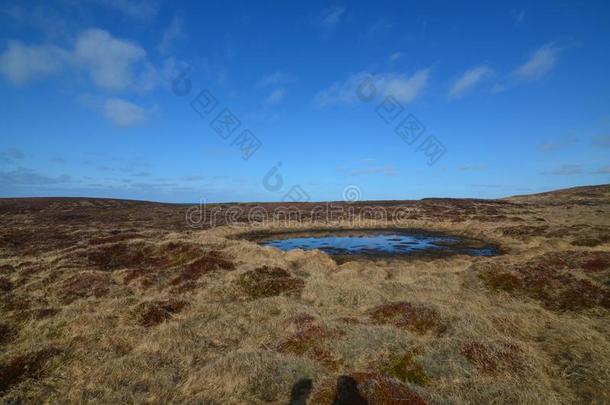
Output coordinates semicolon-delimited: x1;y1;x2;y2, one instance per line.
289;376;368;405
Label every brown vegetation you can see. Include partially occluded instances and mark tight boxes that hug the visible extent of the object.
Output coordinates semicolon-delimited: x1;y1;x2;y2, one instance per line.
368;301;446;335
0;348;62;394
0;184;609;403
236;266;305;299
478;251;610;311
130;299;188;327
461;341;526;374
309;372;427;405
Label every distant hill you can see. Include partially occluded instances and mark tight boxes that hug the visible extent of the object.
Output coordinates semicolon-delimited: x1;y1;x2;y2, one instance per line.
506;184;610;203
1;184;608;207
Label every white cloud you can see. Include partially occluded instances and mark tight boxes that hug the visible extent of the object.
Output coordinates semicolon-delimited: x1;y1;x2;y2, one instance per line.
1;4;69;39
90;0;160;20
0;41;68;85
491;43;561;93
547;164;581;176
449;66;493;98
0;167;71;185
0;28;159;93
256;71;295;88
511;10;526;25
384;70;429;103
102;98;150;127
315;69;429;107
537;135;576;152
351;165;399;176
74;28;158;93
318;5;346;29
364;18;393;39
389;52;403;62
157;16;184;55
264;88;286;105
513;43;560;81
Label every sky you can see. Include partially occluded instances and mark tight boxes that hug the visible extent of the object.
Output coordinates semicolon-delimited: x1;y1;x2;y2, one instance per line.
0;0;609;203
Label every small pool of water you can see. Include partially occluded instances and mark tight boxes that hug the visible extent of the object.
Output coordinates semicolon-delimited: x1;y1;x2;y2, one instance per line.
257;230;498;257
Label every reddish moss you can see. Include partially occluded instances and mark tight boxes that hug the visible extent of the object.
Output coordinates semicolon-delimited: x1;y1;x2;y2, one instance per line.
354;372;427;405
88;232;143;246
556;279;609;311
132;299;188;327
368;301;446;335
478;253;610;311
87;241;209;272
572;238;602;247
60;272;112;303
336;316;364;325
18;265;45;278
123;268;147;284
289;313;316;328
87;243;148;270
581;258;610;272
461;342;525;374
309;347;341;371
170;252;235;286
161;242;209;266
237;266;305;299
0;348;61;393
501;225;549;239
478;271;523;292
275;325;339;355
382;349;429;386
274;324;343;370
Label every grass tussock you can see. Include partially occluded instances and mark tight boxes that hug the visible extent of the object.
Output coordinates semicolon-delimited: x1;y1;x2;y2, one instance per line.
273;324;343;371
130;299;188;327
381;348;430;386
169;251;235;287
368;301;446;335
60;272;115;303
236;266;305;299
0;348;62;394
461;342;526;374
478;252;610;311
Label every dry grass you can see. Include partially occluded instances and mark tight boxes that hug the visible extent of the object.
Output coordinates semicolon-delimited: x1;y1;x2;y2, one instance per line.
237;266;305;299
0;185;609;404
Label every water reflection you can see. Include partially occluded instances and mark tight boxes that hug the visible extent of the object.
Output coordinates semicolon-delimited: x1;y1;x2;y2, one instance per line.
260;230;498;257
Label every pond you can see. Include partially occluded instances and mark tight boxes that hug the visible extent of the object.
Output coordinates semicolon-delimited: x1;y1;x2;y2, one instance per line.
255;229;499;258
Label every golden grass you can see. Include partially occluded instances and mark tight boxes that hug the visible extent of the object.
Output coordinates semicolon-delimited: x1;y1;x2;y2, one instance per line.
0;185;609;403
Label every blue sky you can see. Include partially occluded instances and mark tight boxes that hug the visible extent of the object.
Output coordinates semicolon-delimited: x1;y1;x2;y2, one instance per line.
0;0;609;203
